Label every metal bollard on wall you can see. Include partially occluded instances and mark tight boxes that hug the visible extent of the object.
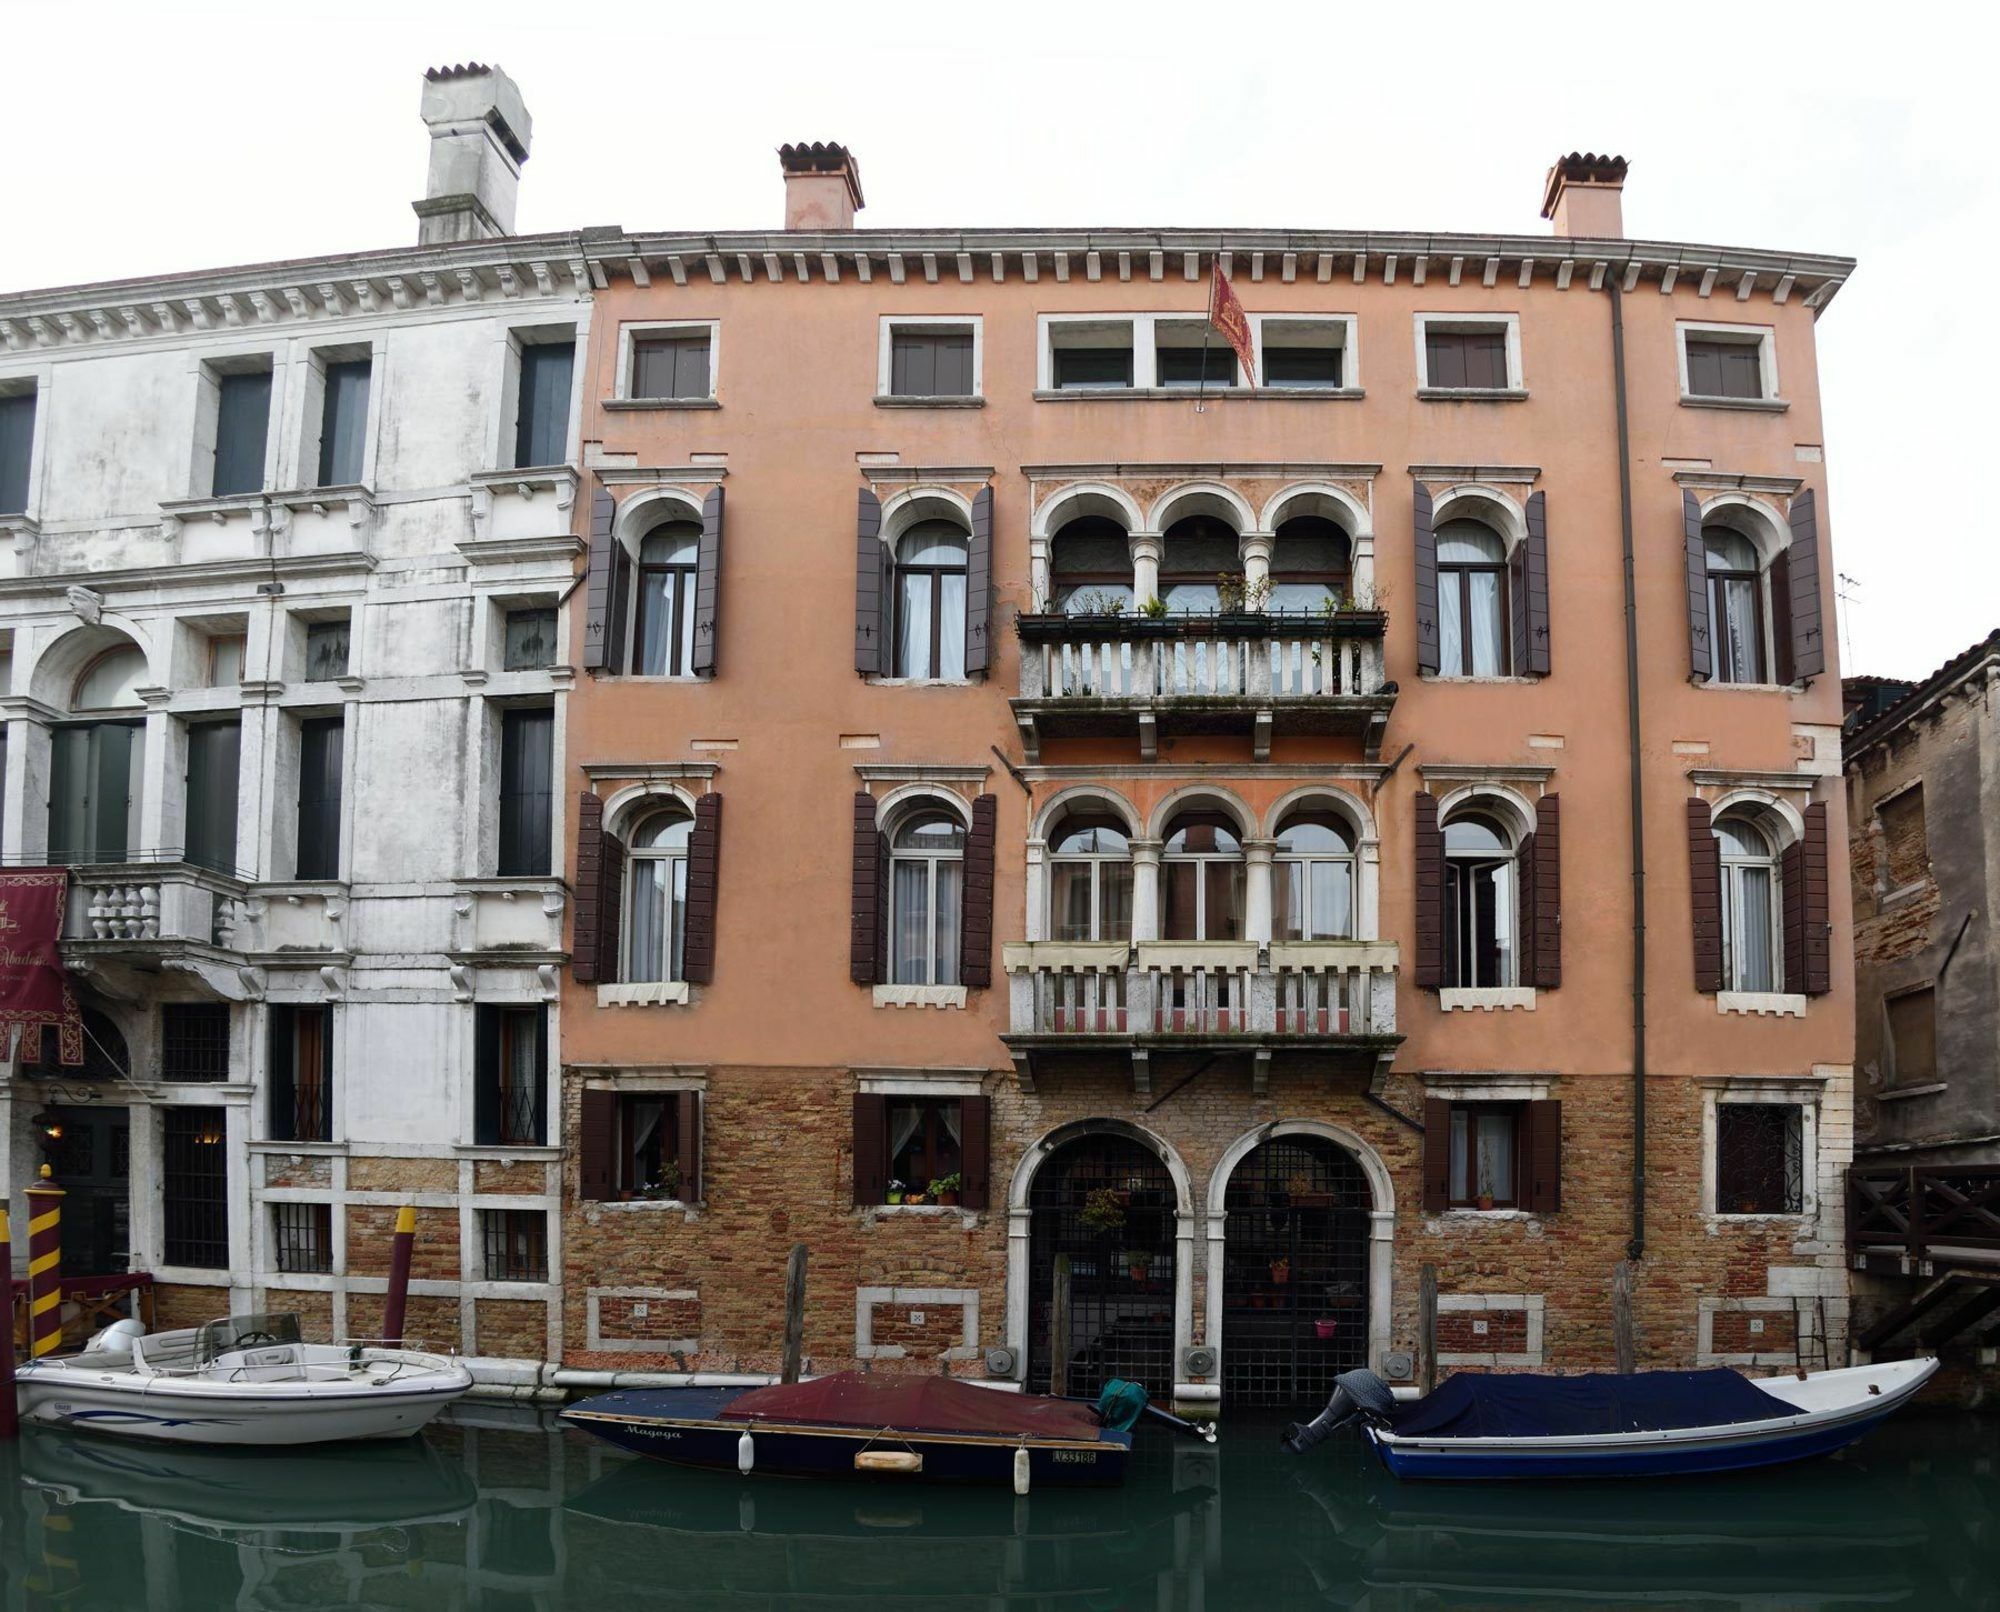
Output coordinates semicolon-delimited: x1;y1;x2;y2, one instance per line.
26;1166;66;1361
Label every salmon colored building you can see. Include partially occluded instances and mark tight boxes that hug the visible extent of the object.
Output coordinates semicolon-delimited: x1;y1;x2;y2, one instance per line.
556;147;1857;1413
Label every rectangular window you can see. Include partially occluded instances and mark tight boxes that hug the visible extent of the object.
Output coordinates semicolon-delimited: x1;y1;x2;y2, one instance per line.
1887;987;1938;1087
48;722;143;864
1445;850;1516;988
513;339;575;468
208;633;246;687
1425;329;1510;390
184;719;241;874
268;1004;333;1143
1049;321;1135;390
615;1093;686;1198
1156;343;1237;388
1715;1103;1803;1215
161;1003;231;1083
498;706;554;876
0;387;35;515
296;715;344;880
1684;337;1764;400
631;333;712;401
1264;345;1343;387
479;1209;548;1282
884;1096;964;1201
1879;786;1928;888
503;606;557;671
889;329;976;397
303;620;349;681
212;369;272;497
273;1202;333;1274
162;1107;230;1268
475;1004;547;1146
1258;317;1352;389
316;358;372;487
1447;1102;1520;1207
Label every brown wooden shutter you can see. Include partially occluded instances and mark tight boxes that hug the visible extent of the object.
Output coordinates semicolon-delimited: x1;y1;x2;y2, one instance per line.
572;791;604;983
682;792;722;984
579;1088;616;1201
599;826;626;985
582;486;617;673
1413;791;1444;989
960;793;997;987
852;1092;887;1206
959;1093;991;1210
850;792;882;984
1525;1099;1563;1213
1412;482;1440;676
1687;797;1724;993
1508;538;1530;676
876;828;891;983
675;1089;703;1202
1785;488;1826;682
1790;801;1832;996
964;485;993;676
1522;491;1552;676
1516;827;1538;987
1682;490;1712;682
1531;793;1561;989
1782;838;1806;996
690;485;724;678
1770;544;1797;686
1422;1097;1451;1211
855;488;888;675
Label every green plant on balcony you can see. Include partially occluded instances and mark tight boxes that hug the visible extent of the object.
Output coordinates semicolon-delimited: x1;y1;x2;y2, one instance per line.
1215;573;1271;614
1139;593;1171;619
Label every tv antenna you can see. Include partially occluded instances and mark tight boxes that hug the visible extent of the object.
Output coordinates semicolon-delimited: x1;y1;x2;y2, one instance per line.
1835;572;1862;669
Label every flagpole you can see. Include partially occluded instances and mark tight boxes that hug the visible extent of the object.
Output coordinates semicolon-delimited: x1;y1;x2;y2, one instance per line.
1195;255;1215;415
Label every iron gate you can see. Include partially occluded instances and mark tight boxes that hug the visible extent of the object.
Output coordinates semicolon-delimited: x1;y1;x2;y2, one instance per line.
1028;1135;1178;1396
1222;1135;1371;1407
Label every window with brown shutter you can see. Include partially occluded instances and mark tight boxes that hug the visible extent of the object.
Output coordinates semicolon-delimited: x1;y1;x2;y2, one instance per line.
1412;483;1440;676
851;793;882;984
852;1092;887;1206
690;486;724;677
1520;492;1551;675
1682;491;1712;683
1687;798;1725;993
1422;1097;1560;1212
582;485;630;674
1886;987;1938;1087
1784;489;1825;682
578;1088;616;1201
855;488;888;675
682;793;723;984
960;1094;991;1210
1425;329;1510;389
1799;802;1831;996
1683;337;1765;400
675;1089;704;1202
851;1091;990;1207
1525;1099;1562;1213
1413;791;1444;988
960;793;997;988
573;791;604;982
1421;1097;1452;1210
964;486;994;676
1529;794;1561;989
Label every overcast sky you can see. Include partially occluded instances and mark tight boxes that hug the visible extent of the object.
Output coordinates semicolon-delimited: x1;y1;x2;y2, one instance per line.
3;2;1987;681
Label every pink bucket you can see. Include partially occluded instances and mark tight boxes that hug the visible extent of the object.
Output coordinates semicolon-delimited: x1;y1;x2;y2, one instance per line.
1314;1319;1339;1340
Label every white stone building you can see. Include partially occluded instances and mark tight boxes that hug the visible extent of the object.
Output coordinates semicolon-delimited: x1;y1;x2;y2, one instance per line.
0;65;585;1364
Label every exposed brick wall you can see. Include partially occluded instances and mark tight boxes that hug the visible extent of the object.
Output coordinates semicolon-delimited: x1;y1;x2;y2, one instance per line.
264;1287;335;1340
1438;1309;1528;1354
265;1156;333;1190
474;1158;548;1195
348;1156;458;1194
151;1281;229;1331
347;1293;460;1349
1711;1307;1796;1355
475;1297;551;1360
347;1206;459;1280
594;1293;700;1341
869;1303;967;1359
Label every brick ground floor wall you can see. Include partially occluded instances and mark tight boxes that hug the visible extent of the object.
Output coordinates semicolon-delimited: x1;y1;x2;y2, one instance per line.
560;1061;1854;1401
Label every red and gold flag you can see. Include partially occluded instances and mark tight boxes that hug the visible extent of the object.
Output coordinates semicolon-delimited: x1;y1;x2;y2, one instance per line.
0;869;82;1065
1208;262;1257;386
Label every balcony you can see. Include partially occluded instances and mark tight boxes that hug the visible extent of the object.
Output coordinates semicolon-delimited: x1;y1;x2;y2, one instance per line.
1012;611;1394;762
1848;1166;2000;1274
1001;939;1400;1094
60;861;253;998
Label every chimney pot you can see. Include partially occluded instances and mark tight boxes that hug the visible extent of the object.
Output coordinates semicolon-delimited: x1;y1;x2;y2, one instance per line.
415;63;533;245
779;142;865;231
1541;152;1628;240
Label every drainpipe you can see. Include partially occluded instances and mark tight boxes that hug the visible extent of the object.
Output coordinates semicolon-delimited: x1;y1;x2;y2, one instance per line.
1608;278;1648;1262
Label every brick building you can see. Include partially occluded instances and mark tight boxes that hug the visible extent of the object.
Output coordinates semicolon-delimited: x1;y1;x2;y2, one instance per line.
557;146;1859;1409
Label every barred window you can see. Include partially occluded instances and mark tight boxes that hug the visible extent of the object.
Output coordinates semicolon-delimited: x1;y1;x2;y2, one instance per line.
161;1003;230;1083
480;1209;548;1282
1715;1103;1803;1216
273;1202;332;1274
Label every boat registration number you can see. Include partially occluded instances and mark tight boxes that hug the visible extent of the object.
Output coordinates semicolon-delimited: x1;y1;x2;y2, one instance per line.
1051;1450;1097;1464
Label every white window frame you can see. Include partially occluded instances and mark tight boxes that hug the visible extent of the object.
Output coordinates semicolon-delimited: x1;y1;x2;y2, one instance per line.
186;346;281;500
615;320;720;403
1716;814;1784;995
1160;821;1247;942
621;803;693;986
1273;822;1359;941
1413;312;1525;395
887;801;969;987
1701;1081;1819;1223
1046;824;1135;943
284;336;386;492
1676;320;1781;404
1037;313;1145;390
1252;313;1361;391
0;363;54;524
495;320;584;471
877;316;984;400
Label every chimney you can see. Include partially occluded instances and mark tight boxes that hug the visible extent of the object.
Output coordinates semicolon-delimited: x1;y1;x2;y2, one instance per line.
414;63;533;244
779;142;865;231
1540;152;1628;240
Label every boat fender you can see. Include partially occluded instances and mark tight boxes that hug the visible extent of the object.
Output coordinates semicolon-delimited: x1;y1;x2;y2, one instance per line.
737;1430;755;1474
1013;1446;1031;1496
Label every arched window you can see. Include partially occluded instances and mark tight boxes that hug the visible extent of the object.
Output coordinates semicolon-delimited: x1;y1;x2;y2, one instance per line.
1444;807;1517;987
1048;812;1133;942
624;808;693;982
1268;517;1352;613
894;521;969;680
1160;517;1241;614
889;807;966;984
1704;527;1766;685
1051;517;1133;615
631;522;700;676
1275;812;1356;940
1716;813;1781;992
1437;520;1509;677
1162;812;1244;941
72;646;148;711
50;640;148;864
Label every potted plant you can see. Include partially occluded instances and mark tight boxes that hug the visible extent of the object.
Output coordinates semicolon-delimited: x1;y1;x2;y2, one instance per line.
931;1173;961;1208
1286;1172;1334;1210
1127;1252;1148;1282
1080;1186;1127;1235
886;1178;906;1206
1139;594;1171;620
636;1161;682;1202
1269;1256;1291;1286
1476;1191;1496;1212
904;1188;928;1206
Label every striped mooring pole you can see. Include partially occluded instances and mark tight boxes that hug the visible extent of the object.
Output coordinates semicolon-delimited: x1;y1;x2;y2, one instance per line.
1;1204;18;1438
25;1166;64;1361
381;1204;416;1345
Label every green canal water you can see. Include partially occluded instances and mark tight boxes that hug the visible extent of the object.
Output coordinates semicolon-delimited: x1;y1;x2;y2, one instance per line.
1;1403;1994;1609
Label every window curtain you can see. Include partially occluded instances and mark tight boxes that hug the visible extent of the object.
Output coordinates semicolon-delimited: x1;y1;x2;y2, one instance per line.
1448;1109;1470;1200
887;1101;926;1172
1468;572;1504;675
1732;865;1776;992
1476;1112;1515;1199
628;860;668;982
1051;863;1094;941
1100;861;1134;940
1311;860;1353;939
1439;578;1465;674
936;573;966;678
934;859;963;983
896;571;932;679
1715;576;1761;683
635;571;675;675
892;859;931;983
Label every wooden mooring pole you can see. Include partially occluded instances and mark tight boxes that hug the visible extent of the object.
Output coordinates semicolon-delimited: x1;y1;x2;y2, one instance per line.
381;1205;416;1345
781;1242;808;1383
1;1207;18;1439
1418;1263;1438;1394
1612;1259;1636;1374
1050;1254;1073;1398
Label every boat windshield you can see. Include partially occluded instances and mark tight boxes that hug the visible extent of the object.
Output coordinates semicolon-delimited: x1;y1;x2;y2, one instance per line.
196;1313;304;1364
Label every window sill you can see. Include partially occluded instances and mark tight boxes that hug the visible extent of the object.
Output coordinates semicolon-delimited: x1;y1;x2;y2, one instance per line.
874;395;986;409
1877;1081;1948;1103
866;1203;980;1220
1693;679;1804;694
598;981;691;1007
602;397;720;411
1030;386;1364;403
1438;987;1537;1012
248;1139;349;1156
1679;394;1790;413
873;984;968;1009
1878;880;1932;909
454;1144;562;1160
595;1196;702;1213
592;673;709;685
1418;673;1542;686
1417;387;1529;403
864;676;977;689
1434;1207;1538;1221
1717;991;1807;1018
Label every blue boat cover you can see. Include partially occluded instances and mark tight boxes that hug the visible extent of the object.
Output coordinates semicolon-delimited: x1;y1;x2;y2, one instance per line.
1392;1369;1805;1439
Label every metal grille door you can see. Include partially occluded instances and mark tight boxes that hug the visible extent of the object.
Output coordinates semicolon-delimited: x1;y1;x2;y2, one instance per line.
1222;1135;1372;1407
1028;1135;1177;1397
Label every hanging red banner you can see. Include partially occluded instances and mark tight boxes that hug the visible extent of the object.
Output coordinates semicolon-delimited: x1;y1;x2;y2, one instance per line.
0;869;82;1065
1209;263;1257;386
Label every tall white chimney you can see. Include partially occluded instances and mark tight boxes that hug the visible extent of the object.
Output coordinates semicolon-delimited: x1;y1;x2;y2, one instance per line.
414;63;533;244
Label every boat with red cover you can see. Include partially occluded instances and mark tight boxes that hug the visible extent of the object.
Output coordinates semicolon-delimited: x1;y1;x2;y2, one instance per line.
562;1373;1133;1488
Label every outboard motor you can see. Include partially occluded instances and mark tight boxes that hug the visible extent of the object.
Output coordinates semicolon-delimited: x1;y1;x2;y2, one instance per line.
1282;1368;1397;1454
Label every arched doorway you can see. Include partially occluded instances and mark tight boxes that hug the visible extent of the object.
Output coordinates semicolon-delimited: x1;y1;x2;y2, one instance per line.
1221;1134;1372;1407
1027;1134;1178;1396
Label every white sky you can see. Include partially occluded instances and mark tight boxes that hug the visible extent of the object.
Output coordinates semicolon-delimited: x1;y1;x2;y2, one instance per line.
2;1;1988;681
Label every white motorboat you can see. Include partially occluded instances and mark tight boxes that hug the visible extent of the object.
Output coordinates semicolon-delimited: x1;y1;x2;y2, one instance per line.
12;1312;474;1446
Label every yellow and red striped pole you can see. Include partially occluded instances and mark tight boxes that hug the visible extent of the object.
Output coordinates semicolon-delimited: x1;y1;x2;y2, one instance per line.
26;1166;65;1361
381;1204;416;1345
1;1205;18;1438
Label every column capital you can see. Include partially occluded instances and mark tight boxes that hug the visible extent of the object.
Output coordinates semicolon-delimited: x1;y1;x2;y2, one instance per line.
1128;838;1164;864
1243;838;1277;864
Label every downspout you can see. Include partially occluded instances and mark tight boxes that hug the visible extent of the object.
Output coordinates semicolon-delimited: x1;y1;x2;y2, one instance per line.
1608;279;1648;1261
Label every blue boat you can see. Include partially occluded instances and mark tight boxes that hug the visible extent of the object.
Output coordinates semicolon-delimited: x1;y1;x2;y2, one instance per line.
1284;1357;1938;1480
562;1373;1136;1488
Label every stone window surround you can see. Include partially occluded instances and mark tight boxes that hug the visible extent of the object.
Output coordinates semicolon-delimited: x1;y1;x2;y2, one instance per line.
1675;318;1783;407
1436;1293;1546;1368
1867;775;1932;903
611;318;720;404
876;314;985;401
1697;1073;1826;1225
1035;311;1364;395
0;362;53;525
586;1285;699;1354
1412;311;1526;397
855;1285;982;1361
492;318;586;474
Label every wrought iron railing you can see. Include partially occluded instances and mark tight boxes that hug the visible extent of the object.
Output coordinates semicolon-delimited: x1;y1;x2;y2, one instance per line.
1847;1166;2000;1262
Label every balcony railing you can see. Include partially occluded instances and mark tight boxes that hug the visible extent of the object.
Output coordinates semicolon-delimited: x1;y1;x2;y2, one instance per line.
1013;611;1393;760
62;862;251;952
1848;1166;2000;1266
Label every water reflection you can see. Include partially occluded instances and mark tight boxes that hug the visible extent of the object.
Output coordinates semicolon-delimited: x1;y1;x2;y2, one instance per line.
1;1404;1993;1608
